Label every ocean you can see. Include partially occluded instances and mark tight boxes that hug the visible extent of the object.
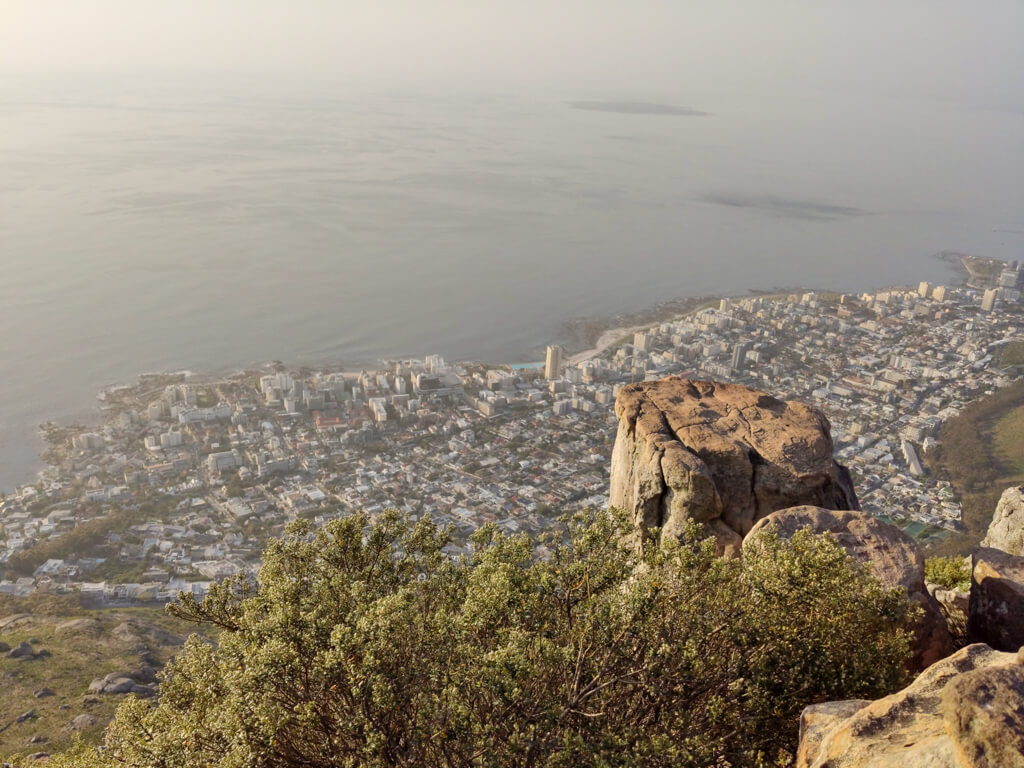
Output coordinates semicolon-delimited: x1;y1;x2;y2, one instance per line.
2;74;1022;490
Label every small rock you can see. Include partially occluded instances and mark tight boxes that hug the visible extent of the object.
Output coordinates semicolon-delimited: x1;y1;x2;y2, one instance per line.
81;696;100;706
58;704;70;711
28;637;40;644
104;677;137;694
27;753;49;761
6;641;35;660
28;735;46;744
131;664;158;684
70;713;97;731
0;641;10;653
15;710;35;723
33;688;54;699
36;649;51;658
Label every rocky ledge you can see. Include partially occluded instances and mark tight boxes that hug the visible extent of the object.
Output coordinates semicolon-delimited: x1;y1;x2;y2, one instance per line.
609;378;858;555
797;643;1024;768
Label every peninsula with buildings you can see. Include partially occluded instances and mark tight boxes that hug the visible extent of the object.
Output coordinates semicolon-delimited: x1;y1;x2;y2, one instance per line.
3;258;1023;605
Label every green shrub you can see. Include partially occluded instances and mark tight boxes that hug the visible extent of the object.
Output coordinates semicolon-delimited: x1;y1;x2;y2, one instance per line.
41;510;914;768
925;555;972;592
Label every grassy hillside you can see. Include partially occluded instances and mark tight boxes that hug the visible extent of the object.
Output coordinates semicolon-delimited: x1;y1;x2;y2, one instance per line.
992;403;1024;479
927;379;1024;556
0;598;201;757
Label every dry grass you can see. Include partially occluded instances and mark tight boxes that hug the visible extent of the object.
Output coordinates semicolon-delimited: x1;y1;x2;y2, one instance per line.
928;394;1024;556
0;607;201;757
999;341;1024;369
992;403;1024;480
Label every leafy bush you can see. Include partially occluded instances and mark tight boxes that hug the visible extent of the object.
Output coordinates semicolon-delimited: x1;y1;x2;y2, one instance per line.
925;556;972;592
42;510;914;768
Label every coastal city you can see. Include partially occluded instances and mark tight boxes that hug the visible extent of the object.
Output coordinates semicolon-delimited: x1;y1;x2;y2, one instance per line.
2;258;1023;604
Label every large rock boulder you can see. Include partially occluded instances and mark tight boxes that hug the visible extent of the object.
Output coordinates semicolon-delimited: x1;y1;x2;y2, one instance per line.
609;378;858;555
969;546;1024;652
798;643;1024;768
6;641;37;660
983;486;1024;556
748;507;921;591
746;506;953;670
88;671;156;697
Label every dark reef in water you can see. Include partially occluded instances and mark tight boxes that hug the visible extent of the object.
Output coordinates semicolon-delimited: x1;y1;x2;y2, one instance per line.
567;100;708;116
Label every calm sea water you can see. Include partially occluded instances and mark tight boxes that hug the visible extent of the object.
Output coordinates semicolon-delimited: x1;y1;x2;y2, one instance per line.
2;75;1022;490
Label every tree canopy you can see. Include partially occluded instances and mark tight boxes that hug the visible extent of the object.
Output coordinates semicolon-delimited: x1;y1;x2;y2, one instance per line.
43;509;915;768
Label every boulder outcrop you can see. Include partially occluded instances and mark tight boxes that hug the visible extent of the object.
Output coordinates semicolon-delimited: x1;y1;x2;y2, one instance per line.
797;643;1024;768
609;378;857;554
928;582;969;641
969;546;1024;652
88;671;156;697
746;506;953;670
982;485;1024;556
747;507;921;591
6;641;37;660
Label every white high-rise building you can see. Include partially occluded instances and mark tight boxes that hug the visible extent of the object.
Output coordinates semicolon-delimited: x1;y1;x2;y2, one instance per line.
545;345;563;380
932;286;947;302
982;288;999;312
998;265;1021;289
918;281;932;298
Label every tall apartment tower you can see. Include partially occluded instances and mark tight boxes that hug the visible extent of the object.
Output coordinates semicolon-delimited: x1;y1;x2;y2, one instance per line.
982;288;999;312
545;345;563;380
731;342;749;371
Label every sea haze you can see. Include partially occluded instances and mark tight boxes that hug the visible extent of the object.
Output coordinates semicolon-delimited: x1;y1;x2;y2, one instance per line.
2;75;1023;490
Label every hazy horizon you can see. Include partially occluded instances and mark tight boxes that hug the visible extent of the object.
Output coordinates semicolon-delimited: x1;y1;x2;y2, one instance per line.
4;2;1024;107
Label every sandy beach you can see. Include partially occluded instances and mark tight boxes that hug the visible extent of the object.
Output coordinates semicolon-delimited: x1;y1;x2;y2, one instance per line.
566;324;652;366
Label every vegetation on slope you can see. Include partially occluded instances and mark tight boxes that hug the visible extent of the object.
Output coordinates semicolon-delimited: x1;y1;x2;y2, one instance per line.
0;595;196;756
926;379;1024;556
996;340;1024;369
40;510;915;768
924;556;971;592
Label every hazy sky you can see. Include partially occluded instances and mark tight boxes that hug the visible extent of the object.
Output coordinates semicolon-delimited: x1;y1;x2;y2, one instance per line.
4;1;1024;103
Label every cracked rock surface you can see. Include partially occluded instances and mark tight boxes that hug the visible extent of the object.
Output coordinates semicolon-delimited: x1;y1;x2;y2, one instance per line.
982;486;1024;556
609;378;858;555
797;644;1024;768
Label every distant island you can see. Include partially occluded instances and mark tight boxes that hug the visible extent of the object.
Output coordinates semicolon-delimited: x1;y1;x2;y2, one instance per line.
567;100;709;116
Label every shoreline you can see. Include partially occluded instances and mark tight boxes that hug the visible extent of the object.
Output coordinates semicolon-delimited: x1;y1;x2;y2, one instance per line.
7;257;974;493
